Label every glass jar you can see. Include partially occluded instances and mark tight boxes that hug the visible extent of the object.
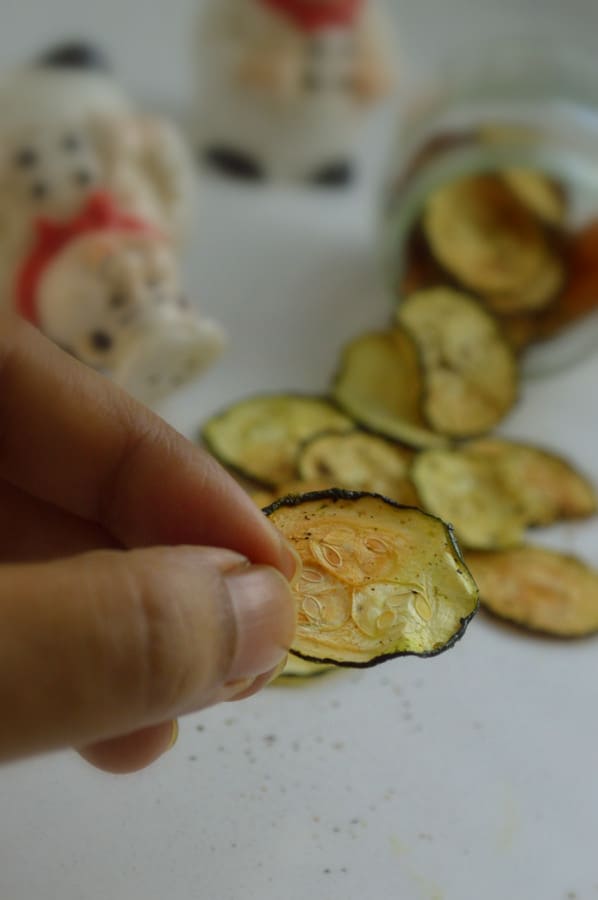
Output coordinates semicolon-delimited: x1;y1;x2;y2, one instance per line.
382;37;598;377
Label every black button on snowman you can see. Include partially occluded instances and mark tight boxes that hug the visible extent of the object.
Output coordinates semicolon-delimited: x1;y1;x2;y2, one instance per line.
0;45;225;406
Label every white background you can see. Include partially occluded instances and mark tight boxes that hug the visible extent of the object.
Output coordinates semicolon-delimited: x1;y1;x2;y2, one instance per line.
1;2;598;899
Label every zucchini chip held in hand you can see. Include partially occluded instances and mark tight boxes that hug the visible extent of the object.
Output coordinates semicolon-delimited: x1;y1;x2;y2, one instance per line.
467;546;598;637
397;287;518;437
202;394;353;487
266;490;479;667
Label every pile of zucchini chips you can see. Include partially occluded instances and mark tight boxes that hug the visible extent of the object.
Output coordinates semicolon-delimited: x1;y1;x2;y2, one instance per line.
201;164;598;674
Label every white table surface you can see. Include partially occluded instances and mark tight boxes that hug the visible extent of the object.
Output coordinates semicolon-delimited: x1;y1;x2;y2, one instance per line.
1;3;598;900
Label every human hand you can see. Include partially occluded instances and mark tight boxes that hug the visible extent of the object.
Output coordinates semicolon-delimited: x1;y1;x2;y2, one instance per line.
0;314;297;773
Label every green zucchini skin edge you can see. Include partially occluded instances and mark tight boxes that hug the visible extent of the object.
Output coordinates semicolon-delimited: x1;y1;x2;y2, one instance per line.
201;391;353;490
264;488;480;669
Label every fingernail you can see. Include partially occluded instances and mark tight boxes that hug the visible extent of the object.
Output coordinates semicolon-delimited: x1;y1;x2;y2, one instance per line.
217;677;255;702
276;535;302;582
226;566;296;683
266;656;289;685
167;720;179;750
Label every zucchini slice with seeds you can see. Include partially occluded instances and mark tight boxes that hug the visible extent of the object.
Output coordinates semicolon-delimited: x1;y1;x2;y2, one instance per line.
202;395;353;488
423;174;563;313
332;328;447;449
467;546;598;637
465;439;597;526
298;430;418;506
412;448;527;550
397;288;518;437
265;490;478;667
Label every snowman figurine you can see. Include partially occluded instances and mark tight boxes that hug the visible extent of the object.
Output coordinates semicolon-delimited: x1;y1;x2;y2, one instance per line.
193;0;397;185
0;43;225;405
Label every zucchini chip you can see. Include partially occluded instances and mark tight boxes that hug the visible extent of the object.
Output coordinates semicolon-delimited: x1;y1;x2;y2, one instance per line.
332;328;447;449
397;288;518;437
467;546;598;637
202;395;353;488
298;430;418;506
423;174;564;313
252;478;339;510
466;439;597;526
265;490;479;667
501;220;598;346
501;168;567;228
412;448;527;550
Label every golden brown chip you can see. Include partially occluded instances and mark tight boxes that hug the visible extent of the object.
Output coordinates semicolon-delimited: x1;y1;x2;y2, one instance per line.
411;448;526;549
501;168;566;227
466;438;597;526
202;395;353;488
487;251;564;316
332;327;447;449
467;546;598;637
266;491;478;666
397;288;518;437
298;431;418;506
423;174;563;313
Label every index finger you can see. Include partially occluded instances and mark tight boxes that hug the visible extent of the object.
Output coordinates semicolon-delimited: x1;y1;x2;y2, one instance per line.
0;315;294;577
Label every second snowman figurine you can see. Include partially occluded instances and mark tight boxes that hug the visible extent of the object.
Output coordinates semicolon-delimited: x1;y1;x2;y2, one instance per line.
193;0;397;185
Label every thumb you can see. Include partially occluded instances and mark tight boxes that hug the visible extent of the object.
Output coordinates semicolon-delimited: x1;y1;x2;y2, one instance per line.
0;546;296;763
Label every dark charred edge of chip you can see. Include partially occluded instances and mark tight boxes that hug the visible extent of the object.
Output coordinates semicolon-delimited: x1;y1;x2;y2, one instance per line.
265;488;480;667
265;487;471;545
479;601;598;642
289;605;479;669
200;391;355;489
264;487;417;516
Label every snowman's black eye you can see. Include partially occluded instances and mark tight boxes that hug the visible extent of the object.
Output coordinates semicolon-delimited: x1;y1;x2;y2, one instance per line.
74;169;93;187
31;181;49;200
90;330;113;352
61;133;81;152
109;293;127;309
15;147;38;168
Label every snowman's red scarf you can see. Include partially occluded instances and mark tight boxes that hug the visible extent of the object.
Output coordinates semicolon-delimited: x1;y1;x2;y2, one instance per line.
258;0;365;31
16;191;160;324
